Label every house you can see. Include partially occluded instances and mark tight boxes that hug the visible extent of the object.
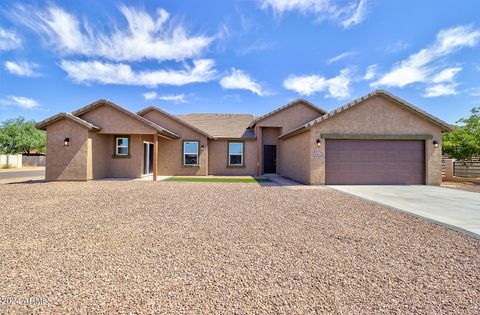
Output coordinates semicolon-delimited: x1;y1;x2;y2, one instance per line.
36;90;452;185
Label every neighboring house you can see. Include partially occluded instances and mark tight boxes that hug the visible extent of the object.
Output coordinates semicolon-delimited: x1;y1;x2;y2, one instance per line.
36;90;452;185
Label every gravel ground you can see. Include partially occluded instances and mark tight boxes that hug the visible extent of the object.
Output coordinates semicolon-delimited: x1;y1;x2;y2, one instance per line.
442;181;480;193
0;181;479;314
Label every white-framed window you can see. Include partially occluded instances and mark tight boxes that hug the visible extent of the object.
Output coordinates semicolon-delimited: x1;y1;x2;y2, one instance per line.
115;137;129;156
228;142;244;166
183;141;199;166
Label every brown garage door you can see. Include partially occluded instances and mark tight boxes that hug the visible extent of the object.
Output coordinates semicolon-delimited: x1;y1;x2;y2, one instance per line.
325;140;425;185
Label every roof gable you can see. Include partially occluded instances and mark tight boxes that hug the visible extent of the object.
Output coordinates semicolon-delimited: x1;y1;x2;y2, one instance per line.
36;112;100;131
71;100;179;139
279;90;453;139
137;106;213;138
249;99;327;128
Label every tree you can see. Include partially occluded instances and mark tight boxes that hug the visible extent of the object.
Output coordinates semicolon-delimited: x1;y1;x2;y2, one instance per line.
0;117;46;154
442;107;480;173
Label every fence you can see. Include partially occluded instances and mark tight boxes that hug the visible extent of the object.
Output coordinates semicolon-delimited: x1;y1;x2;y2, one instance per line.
0;154;23;168
454;161;480;178
23;155;46;166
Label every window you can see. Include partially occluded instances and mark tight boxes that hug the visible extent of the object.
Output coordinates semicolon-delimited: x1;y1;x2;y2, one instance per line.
114;136;129;157
183;141;199;166
228;142;244;166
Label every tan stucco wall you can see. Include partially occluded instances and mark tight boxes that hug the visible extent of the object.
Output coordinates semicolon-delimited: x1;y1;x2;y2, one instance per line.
208;140;256;175
45;119;89;181
308;95;443;185
142;110;208;176
278;130;311;184
80;104;156;134
88;133;153;179
256;102;323;133
89;131;108;179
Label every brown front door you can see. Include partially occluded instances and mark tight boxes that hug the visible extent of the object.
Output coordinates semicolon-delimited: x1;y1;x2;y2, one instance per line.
325;140;425;185
263;145;277;174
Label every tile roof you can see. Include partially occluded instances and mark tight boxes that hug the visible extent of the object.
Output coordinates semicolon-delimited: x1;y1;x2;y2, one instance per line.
175;113;256;139
279;90;453;139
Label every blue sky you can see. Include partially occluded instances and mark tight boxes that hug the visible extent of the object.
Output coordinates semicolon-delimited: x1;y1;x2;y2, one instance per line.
1;0;480;124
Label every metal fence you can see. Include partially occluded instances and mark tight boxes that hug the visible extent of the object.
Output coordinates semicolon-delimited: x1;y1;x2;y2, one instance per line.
454;161;480;178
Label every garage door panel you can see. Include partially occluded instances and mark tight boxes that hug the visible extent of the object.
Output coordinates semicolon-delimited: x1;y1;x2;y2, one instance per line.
325;140;425;185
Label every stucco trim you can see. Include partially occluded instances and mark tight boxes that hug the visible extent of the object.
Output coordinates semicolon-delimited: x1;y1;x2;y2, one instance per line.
138;106;214;139
71;99;180;139
278;90;453;140
320;133;434;140
248;99;327;128
36;112;100;131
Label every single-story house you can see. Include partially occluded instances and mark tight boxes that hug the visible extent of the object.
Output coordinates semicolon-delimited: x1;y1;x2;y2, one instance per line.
36;90;452;185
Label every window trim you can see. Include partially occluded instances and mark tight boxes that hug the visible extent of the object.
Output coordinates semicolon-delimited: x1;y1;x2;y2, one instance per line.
182;140;200;167
113;135;130;158
227;141;245;167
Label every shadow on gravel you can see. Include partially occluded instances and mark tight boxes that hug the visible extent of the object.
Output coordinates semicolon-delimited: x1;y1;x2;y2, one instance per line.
6;180;47;185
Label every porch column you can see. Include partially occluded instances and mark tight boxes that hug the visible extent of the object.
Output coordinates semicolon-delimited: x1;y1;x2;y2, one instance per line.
255;126;262;176
153;134;158;181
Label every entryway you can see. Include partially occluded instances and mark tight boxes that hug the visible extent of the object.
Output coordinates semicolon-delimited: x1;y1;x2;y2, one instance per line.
143;142;154;175
263;145;276;173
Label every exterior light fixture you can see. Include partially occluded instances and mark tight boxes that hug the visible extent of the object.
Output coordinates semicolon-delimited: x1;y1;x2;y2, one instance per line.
64;137;70;146
433;140;439;148
201;144;205;151
316;139;321;147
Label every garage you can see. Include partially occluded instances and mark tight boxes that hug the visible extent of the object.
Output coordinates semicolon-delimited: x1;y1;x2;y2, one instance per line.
325;139;425;185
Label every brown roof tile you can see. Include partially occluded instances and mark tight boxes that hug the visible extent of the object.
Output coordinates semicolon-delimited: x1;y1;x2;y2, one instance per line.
175;113;256;139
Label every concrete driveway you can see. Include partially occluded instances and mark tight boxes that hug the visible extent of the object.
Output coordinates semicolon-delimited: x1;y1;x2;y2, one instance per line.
329;185;480;239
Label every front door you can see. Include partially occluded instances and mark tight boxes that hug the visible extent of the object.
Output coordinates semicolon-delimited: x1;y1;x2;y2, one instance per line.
143;142;154;175
263;145;277;174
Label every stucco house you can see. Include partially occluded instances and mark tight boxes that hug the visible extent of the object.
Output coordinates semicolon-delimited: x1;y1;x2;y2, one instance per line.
36;90;452;185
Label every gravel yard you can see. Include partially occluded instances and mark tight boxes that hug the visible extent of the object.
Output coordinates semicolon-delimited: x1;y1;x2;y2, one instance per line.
0;181;479;314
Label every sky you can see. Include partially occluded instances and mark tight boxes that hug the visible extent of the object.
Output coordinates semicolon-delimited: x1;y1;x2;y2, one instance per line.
1;0;480;124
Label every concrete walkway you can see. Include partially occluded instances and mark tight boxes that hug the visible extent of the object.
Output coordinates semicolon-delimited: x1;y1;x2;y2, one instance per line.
329;185;480;239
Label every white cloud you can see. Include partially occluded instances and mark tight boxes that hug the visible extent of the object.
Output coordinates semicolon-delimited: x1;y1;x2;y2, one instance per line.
341;0;367;28
2;96;39;108
142;92;186;103
4;61;40;77
60;59;216;87
364;64;377;80
157;94;187;103
373;25;480;89
431;67;462;83
423;83;458;98
260;0;368;28
11;4;213;62
143;92;158;100
283;68;352;99
385;40;409;53
219;69;264;96
0;28;21;50
327;51;356;64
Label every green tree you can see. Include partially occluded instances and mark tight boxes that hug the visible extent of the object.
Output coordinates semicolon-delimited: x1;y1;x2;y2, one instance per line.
442;107;480;172
0;117;46;154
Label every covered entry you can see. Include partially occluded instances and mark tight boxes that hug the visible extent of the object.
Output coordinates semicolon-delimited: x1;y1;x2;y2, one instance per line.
325;139;425;185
